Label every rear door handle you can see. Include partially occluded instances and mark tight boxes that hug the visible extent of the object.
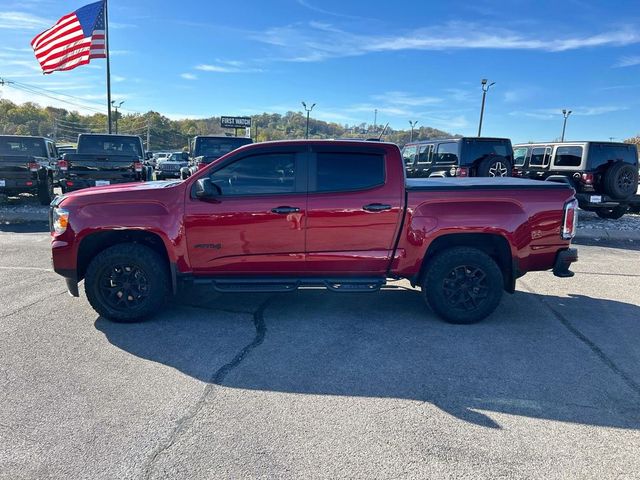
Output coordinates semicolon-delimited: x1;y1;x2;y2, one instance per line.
271;206;300;214
363;203;392;212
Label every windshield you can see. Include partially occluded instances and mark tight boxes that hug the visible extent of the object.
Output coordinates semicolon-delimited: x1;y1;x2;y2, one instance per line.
461;139;513;165
79;135;143;157
169;153;186;161
0;137;47;157
194;137;252;158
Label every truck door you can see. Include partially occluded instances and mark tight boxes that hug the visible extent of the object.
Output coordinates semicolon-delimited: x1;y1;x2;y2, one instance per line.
184;147;308;275
305;145;404;275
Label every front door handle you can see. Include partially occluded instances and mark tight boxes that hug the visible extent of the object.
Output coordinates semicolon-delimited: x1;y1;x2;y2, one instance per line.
363;203;392;212
271;206;300;214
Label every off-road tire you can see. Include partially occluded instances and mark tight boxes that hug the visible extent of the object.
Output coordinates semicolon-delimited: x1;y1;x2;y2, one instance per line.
422;247;504;324
476;156;512;177
85;243;169;322
37;174;54;205
596;205;628;220
602;162;638;200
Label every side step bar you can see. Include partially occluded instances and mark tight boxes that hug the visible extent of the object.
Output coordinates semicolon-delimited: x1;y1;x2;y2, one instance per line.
191;277;386;293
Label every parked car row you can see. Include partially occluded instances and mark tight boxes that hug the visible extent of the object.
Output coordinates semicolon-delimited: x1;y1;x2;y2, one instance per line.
401;137;640;219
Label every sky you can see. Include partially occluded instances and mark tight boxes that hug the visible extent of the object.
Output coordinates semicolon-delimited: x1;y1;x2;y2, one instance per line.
0;0;639;142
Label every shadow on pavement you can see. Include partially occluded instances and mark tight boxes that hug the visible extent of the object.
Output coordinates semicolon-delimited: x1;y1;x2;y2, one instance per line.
0;221;50;233
95;287;640;430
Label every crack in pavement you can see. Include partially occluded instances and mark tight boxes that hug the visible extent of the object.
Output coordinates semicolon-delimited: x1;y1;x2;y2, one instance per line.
142;295;275;480
520;281;640;397
0;289;67;319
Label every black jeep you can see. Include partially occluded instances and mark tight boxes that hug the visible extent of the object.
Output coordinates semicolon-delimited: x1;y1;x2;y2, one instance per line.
0;135;57;205
402;137;513;178
513;141;639;219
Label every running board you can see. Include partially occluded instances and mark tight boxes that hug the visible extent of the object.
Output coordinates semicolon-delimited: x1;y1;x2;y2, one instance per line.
191;277;386;293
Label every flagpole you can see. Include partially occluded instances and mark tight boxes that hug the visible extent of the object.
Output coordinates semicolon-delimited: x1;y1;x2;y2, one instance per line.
104;0;112;134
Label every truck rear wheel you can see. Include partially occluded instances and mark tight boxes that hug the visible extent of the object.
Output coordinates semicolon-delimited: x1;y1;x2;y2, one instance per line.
422;247;503;324
85;243;169;322
37;175;54;205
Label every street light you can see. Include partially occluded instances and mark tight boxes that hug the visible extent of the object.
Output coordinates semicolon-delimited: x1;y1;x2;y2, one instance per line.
477;78;495;137
302;101;315;139
111;100;124;134
409;120;419;142
561;109;572;142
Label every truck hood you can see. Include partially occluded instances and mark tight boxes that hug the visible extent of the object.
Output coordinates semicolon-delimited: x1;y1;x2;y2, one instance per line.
58;180;182;205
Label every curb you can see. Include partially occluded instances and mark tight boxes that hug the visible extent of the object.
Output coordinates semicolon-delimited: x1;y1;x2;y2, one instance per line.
575;228;640;242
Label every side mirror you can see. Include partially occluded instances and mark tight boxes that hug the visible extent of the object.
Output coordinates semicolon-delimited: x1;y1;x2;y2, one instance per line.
194;178;221;199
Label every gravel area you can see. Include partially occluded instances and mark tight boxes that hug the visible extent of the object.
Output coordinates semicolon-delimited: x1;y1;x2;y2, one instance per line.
578;209;640;231
0;194;50;223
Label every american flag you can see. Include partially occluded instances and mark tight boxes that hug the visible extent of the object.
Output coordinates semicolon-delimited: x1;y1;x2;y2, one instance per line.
31;1;106;74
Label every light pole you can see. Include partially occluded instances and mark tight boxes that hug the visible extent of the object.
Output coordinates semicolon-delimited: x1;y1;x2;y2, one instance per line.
111;100;124;134
561;109;572;142
409;120;418;142
477;78;495;137
302;101;315;139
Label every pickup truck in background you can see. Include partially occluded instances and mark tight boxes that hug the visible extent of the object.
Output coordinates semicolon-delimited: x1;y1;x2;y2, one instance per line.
180;135;253;179
50;140;578;325
59;133;150;192
0;135;57;204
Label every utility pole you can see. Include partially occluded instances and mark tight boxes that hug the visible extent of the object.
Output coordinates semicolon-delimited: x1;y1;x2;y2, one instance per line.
52;118;57;141
373;109;378;134
477;78;495;137
561;109;572;142
111;100;124;134
146;121;150;151
409;120;418;142
302;101;316;139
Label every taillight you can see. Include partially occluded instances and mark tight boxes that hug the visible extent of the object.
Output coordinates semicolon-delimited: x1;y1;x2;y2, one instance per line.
25;181;33;186
134;161;143;172
455;167;469;177
580;173;594;185
197;162;207;170
58;160;68;171
28;162;39;172
66;181;74;187
562;199;578;240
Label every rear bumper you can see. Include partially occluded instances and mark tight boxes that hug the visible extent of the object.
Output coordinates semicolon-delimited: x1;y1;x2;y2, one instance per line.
155;170;181;178
575;192;635;209
553;248;578;278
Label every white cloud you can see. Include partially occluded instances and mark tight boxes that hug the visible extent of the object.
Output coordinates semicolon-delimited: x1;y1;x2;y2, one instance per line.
510;105;628;119
112;75;126;82
195;63;263;73
614;55;640;67
180;73;197;80
372;91;442;107
0;11;50;30
253;21;640;63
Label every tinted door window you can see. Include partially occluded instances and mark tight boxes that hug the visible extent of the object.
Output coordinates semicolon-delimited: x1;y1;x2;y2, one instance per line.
529;147;550;167
554;146;583;167
513;147;528;167
434;143;459;164
210;153;296;195
314;152;384;192
402;146;417;166
417;145;432;165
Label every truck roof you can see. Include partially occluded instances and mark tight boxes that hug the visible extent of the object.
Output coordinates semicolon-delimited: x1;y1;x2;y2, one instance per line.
405;137;510;146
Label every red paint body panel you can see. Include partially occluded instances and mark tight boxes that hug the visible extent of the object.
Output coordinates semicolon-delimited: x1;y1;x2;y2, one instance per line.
50;140;575;288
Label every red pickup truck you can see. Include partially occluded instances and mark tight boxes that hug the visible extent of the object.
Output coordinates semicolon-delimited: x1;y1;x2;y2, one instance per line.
50;140;578;324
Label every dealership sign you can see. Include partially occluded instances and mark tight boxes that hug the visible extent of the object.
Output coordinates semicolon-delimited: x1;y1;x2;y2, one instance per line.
221;116;252;128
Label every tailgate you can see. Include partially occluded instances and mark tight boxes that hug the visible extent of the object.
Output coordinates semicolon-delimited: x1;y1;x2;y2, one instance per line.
62;154;140;184
0;155;38;187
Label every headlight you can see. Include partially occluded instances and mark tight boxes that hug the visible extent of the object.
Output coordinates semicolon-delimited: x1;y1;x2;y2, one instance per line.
52;207;70;235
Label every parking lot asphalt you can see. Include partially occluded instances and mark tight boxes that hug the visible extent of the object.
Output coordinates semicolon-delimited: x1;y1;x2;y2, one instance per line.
1;226;639;479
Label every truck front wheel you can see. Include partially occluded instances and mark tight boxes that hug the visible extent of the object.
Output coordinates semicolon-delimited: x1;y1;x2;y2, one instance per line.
85;243;169;322
422;247;503;324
